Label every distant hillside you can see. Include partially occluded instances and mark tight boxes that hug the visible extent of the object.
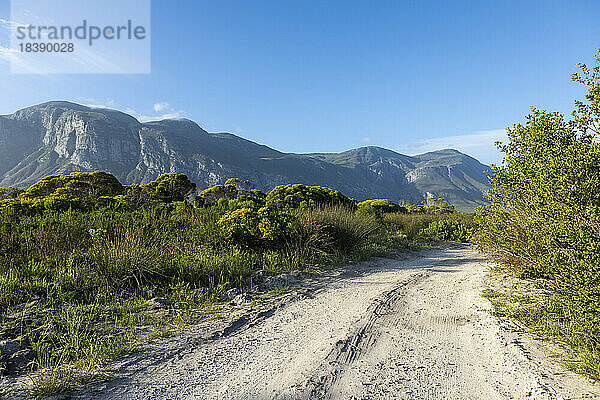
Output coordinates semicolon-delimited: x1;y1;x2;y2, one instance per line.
0;101;490;211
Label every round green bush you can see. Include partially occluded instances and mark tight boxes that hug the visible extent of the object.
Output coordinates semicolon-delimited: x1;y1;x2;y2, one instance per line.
265;184;355;210
145;173;196;202
217;206;291;248
357;199;406;216
419;220;469;242
22;171;125;200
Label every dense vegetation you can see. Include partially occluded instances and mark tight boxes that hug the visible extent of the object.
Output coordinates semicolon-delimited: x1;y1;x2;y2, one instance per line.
0;168;471;396
475;49;600;380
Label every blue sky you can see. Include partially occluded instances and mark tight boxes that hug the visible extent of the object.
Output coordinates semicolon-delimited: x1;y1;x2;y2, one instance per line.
0;0;599;164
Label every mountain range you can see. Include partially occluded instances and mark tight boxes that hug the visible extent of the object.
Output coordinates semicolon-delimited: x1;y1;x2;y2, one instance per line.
0;101;490;211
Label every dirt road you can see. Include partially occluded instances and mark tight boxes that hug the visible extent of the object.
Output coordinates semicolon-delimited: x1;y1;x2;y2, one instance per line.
88;245;599;399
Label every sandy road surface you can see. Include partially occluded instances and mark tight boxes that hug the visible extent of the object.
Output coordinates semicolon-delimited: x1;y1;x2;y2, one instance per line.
85;245;599;400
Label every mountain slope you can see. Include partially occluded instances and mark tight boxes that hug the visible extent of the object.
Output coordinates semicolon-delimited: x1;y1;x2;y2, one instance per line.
0;101;490;211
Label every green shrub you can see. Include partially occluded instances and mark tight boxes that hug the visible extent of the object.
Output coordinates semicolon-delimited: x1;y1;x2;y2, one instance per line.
475;48;600;380
226;196;266;211
217;207;291;248
384;212;474;240
196;179;265;208
0;171;130;214
143;173;196;202
95;195;135;211
22;171;124;200
265;184;356;210
0;195;87;216
0;172;188;215
404;200;455;214
217;208;261;247
425;198;455;214
125;173;196;207
419;220;469;242
407;204;428;214
0;187;24;200
357;199;406;216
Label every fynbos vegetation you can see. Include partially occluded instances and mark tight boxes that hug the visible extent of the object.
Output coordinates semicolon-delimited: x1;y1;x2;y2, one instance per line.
476;48;600;380
0;170;470;396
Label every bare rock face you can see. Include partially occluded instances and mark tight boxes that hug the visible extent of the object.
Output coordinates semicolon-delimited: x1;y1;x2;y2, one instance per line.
41;109;140;171
0;101;490;211
2;102;142;186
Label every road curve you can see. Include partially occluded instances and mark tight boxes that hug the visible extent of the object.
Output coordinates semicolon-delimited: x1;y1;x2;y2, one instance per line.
87;245;599;400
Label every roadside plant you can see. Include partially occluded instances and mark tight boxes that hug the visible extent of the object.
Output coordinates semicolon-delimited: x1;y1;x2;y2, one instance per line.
419;220;469;242
475;48;600;379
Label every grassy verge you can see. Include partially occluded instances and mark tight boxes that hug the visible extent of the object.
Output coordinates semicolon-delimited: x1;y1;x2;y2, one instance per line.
481;267;600;381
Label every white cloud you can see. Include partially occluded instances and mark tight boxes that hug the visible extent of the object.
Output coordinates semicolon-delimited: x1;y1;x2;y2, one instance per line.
76;100;187;123
360;137;372;143
0;18;22;29
0;45;20;57
124;105;187;123
0;46;39;72
397;129;507;165
81;98;116;109
153;102;170;112
139;111;187;122
133;102;187;121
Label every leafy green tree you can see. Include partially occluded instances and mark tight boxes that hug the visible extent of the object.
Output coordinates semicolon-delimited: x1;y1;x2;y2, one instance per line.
476;48;600;376
477;48;600;278
145;173;196;203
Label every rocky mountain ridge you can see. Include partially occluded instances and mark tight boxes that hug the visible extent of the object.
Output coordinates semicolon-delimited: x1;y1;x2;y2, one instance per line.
0;101;490;211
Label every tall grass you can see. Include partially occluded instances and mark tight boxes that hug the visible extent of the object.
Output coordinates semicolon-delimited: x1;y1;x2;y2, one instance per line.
294;205;384;256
